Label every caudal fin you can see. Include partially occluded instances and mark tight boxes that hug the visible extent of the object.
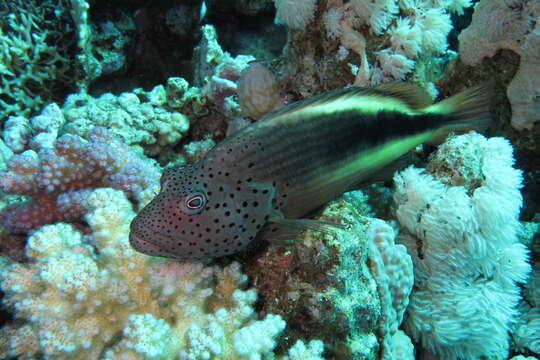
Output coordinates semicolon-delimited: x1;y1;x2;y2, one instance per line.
426;81;494;141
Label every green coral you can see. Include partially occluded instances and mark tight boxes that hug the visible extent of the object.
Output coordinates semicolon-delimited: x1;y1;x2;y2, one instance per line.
0;0;76;122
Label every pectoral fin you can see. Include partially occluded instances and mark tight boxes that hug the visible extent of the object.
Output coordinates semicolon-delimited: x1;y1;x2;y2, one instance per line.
268;214;346;234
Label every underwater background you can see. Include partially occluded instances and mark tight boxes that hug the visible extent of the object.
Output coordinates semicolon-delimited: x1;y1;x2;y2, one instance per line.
0;0;539;359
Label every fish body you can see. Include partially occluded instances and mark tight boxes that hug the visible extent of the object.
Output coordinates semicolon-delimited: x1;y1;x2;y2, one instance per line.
130;82;492;260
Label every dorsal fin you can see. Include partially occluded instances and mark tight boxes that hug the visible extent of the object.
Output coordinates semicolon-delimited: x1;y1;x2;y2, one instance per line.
366;82;434;110
260;82;433;122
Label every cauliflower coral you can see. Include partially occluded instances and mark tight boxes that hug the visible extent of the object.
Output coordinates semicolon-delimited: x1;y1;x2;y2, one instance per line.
0;188;323;359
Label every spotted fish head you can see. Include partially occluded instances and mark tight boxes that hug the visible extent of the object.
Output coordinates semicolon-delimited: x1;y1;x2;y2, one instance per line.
129;163;276;260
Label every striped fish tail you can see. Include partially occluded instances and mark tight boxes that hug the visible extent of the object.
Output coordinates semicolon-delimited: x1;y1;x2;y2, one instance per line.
427;81;494;141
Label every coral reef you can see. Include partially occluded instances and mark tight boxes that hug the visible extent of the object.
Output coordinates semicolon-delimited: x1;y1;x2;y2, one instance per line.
237;62;283;119
1;0;539;359
244;198;413;359
273;0;469;100
0;119;160;233
394;132;531;359
62;86;190;155
0;0;76;121
458;0;540;130
0;189;323;359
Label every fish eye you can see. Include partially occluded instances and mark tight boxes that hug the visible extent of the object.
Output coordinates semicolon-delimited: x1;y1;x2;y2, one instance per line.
181;192;206;214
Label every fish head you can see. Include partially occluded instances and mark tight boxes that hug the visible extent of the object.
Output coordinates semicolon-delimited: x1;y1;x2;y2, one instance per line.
129;163;275;260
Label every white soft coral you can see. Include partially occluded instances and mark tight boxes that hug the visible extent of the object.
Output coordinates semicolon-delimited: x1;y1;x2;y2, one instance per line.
393;133;531;360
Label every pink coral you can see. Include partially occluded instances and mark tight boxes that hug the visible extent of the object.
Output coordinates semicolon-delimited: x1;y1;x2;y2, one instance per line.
0;127;160;233
237;63;283;119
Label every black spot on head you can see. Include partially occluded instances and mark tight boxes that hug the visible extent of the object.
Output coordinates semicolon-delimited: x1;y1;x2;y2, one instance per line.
252;201;259;207
248;163;254;168
205;239;211;243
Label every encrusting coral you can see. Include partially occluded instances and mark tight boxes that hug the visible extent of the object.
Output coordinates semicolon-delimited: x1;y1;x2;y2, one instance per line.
393;132;531;359
458;0;540;130
0;188;323;360
243;194;414;359
459;0;540;130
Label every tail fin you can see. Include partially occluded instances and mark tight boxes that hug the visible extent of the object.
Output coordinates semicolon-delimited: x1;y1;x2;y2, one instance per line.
426;81;494;142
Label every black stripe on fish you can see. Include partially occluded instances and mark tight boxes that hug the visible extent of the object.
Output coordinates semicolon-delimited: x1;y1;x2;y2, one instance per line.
250;109;452;179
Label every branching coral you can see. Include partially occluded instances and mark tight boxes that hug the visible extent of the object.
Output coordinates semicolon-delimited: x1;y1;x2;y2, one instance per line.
62;85;190;156
393;132;531;359
0;120;160;233
0;0;75;121
0;188;322;359
194;25;256;119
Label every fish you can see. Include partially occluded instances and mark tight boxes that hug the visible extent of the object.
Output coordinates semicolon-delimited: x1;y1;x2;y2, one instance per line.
129;82;492;260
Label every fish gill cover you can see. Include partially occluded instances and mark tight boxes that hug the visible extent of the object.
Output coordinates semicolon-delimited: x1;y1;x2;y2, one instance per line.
0;0;539;359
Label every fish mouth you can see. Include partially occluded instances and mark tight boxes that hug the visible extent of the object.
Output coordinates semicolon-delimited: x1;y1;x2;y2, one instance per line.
129;230;177;257
130;229;174;248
